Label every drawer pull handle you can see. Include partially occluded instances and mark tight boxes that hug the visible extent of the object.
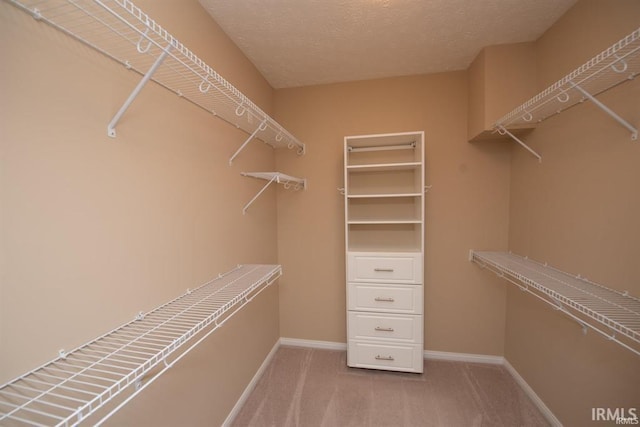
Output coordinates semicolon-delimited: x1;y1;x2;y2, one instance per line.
375;355;395;361
374;268;394;272
374;297;395;302
374;326;394;332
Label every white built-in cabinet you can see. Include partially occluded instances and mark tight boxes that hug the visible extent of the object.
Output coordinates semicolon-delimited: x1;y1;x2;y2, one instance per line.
344;132;425;373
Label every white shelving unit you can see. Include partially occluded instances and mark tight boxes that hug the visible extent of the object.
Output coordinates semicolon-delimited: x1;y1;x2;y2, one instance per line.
240;172;306;214
0;264;282;426
344;132;425;373
4;0;305;163
495;26;640;160
470;251;640;356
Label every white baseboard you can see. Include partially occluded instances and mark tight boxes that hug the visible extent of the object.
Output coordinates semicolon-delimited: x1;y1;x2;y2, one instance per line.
423;349;504;365
503;359;562;427
279;337;347;351
222;339;280;427
226;338;561;427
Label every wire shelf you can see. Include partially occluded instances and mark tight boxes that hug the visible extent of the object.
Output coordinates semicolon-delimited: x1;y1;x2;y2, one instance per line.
4;0;305;155
470;251;640;356
0;264;282;426
240;172;306;214
495;27;640;134
241;172;306;189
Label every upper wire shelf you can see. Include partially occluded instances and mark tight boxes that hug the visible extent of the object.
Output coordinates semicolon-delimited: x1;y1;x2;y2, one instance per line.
5;0;305;158
493;27;639;161
0;264;281;426
495;27;639;132
470;250;640;356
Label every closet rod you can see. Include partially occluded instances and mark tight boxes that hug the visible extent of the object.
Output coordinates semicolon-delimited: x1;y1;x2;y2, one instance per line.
348;142;416;153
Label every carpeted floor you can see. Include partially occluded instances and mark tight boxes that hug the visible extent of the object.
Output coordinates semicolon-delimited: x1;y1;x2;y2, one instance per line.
231;346;549;427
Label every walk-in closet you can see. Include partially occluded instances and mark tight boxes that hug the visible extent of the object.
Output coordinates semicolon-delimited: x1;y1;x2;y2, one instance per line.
1;0;638;426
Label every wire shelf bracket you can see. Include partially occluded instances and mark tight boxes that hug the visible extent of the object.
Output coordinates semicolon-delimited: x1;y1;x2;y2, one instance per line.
496;125;542;162
0;264;282;426
469;250;640;357
241;172;306;214
494;26;640;158
229;119;267;165
108;43;172;138
570;82;638;140
4;0;306;155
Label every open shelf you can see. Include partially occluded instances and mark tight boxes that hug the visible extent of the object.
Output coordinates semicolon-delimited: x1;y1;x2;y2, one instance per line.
348;223;422;253
348;197;421;223
470;251;640;356
347;167;421;195
4;0;305;160
0;264;282;426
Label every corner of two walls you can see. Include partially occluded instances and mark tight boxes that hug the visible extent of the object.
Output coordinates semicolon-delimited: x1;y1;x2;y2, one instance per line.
1;0;280;425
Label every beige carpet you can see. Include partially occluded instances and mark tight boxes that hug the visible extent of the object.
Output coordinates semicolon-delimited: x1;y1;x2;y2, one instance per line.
231;346;549;427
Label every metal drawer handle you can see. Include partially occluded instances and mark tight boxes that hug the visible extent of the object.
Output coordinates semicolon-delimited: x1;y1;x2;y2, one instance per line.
374;326;394;332
374;297;395;302
375;355;395;361
374;268;394;272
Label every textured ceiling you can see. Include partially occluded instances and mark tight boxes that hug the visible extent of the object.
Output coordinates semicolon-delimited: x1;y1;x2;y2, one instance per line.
199;0;577;89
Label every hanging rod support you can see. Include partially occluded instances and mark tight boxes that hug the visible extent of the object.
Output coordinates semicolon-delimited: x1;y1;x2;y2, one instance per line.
242;174;278;215
571;82;638;140
229;119;268;165
107;44;173;138
496;125;542;162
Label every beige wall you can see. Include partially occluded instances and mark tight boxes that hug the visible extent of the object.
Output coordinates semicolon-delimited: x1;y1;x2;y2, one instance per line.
506;1;640;426
3;0;639;425
0;0;280;424
468;42;537;141
274;73;511;355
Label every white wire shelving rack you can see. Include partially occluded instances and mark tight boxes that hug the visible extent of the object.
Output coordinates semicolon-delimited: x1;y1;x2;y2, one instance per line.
0;264;282;426
3;0;305;164
240;172;306;214
469;250;640;357
494;26;640;161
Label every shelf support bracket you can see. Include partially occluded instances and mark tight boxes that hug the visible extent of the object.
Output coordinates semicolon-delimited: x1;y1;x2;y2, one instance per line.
571;82;638;140
496;125;542;162
242;174;278;215
229;119;268;165
107;43;173;138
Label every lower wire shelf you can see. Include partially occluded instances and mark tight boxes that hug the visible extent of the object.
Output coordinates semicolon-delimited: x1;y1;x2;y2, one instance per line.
0;264;282;426
470;250;640;356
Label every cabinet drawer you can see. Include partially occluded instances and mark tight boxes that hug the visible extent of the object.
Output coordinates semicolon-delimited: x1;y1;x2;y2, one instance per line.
348;312;422;343
347;283;423;314
347;341;423;373
348;252;422;283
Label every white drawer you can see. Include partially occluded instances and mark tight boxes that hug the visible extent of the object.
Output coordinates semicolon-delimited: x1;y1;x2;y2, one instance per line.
348;312;422;343
347;341;423;373
347;283;423;314
348;252;422;283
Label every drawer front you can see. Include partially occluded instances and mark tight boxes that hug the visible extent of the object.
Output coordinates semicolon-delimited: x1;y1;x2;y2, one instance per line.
347;341;423;373
347;283;423;314
348;252;422;283
348;312;422;343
